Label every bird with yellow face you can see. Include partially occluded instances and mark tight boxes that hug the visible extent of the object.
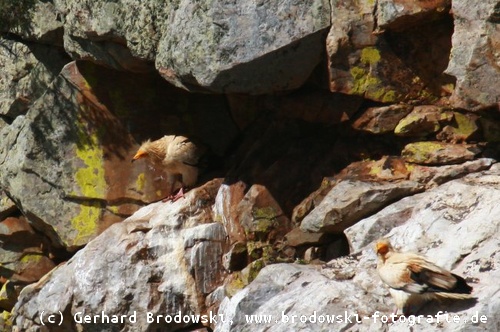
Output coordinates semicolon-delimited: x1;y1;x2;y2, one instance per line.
132;135;205;202
375;239;473;316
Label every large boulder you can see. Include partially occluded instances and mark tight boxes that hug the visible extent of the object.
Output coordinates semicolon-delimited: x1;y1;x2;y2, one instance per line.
49;0;332;93
0;62;155;249
12;180;226;331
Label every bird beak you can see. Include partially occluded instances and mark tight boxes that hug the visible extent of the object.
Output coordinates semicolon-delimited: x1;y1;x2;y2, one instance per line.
131;149;147;163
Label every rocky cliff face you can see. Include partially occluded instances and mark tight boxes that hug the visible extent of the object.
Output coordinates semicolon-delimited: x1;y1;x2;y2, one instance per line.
0;0;499;331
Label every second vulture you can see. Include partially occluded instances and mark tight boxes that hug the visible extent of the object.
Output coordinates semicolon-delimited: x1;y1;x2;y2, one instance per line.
132;135;205;201
375;238;474;315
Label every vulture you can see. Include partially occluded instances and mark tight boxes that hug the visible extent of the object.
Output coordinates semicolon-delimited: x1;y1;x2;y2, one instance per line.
132;135;205;201
375;238;473;315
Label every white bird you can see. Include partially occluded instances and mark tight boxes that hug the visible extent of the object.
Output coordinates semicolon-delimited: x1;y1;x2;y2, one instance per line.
375;239;473;315
132;135;205;201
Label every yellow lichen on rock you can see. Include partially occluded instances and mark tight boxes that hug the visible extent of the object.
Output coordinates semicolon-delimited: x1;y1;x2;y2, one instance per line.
360;47;381;65
402;141;444;162
452;112;478;138
348;47;399;102
350;66;398;103
71;121;106;245
19;253;43;264
71;201;102;245
135;173;145;192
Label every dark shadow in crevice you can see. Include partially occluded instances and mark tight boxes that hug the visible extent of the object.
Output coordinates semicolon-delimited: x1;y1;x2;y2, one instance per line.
384;13;456;97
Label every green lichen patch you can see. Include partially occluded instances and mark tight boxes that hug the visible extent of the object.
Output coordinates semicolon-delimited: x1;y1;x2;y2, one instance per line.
213;213;223;223
73;132;106;198
402;141;445;163
241;259;265;285
368;162;383;177
452;113;477;136
107;205;120;215
349;66;399;103
135;173;146;192
395;113;441;136
395;108;453;137
0;310;12;326
401;141;480;165
0;281;18;312
437;112;479;142
246;241;269;261
71;115;107;245
19;253;43;264
360;47;381;65
72;201;103;244
224;272;245;298
242;207;280;240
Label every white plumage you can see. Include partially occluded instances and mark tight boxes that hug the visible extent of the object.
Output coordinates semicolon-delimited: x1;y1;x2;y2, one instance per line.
375;239;473;315
132;135;204;201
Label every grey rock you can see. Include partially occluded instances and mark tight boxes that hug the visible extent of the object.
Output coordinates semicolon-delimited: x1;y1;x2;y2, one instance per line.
346;169;500;253
55;0;169;62
0;62;155;250
183;222;227;248
410;158;495;188
0;37;69;119
185;223;227;295
52;0;331;93
284;228;330;247
300;180;424;233
156;0;330;93
12;180;225;331
446;0;500;109
24;1;64;45
1;1;63;45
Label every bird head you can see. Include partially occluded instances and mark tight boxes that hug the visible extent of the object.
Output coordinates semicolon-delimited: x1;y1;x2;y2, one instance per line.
132;139;155;163
131;148;148;162
375;238;393;257
131;139;165;163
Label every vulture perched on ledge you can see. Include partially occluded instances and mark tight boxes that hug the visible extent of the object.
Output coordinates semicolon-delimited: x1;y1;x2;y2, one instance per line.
132;135;205;202
375;238;473;315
